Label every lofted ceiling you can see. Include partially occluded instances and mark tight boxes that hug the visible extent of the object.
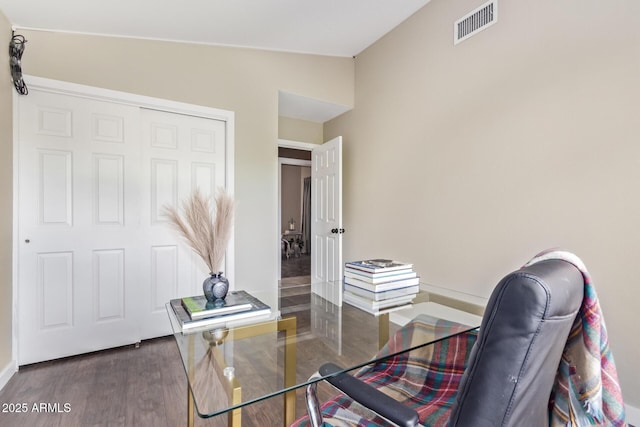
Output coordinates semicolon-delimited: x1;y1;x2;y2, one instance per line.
1;0;432;122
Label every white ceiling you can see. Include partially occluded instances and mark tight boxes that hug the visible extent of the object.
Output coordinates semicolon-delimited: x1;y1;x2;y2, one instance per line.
0;0;431;57
278;91;353;123
1;0;432;122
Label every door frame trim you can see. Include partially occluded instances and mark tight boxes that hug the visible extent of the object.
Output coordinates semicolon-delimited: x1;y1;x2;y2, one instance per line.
12;76;235;366
277;138;317;151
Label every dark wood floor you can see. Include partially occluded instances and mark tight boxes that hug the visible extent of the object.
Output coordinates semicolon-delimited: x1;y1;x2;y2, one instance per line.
281;254;310;278
0;278;363;427
0;336;198;427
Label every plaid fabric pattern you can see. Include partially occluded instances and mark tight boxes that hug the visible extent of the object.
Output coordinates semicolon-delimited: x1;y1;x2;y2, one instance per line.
524;250;627;427
292;315;478;427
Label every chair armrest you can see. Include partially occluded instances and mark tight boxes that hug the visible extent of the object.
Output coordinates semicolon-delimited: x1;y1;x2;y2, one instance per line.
319;363;419;427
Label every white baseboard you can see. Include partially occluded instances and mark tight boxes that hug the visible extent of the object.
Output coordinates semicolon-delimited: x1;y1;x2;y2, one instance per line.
627;403;640;426
0;359;17;391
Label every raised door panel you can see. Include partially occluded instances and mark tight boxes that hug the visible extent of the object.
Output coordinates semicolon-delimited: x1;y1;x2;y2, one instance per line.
37;106;73;137
39;150;73;226
92;113;125;143
93;154;125;226
150;159;178;224
38;252;74;329
92;249;125;322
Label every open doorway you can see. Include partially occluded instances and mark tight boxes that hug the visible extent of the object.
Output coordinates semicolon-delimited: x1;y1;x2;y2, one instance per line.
279;146;312;284
278;137;344;309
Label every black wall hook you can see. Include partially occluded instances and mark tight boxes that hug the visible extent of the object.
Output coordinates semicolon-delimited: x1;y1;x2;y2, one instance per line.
9;31;28;95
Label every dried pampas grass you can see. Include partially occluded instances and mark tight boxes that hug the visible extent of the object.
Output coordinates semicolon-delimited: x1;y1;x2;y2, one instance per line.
163;188;234;274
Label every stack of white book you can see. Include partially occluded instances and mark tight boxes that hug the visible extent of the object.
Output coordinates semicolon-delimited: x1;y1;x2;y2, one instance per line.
343;259;419;316
170;290;272;332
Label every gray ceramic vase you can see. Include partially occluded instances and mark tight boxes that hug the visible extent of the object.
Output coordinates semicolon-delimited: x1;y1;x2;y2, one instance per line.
203;272;229;302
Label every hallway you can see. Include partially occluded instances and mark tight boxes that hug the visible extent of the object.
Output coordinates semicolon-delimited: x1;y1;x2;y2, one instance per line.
280;253;311;278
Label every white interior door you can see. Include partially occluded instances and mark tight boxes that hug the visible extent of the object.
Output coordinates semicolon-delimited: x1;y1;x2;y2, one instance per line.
16;81;232;364
17;91;144;364
311;136;343;306
138;108;228;339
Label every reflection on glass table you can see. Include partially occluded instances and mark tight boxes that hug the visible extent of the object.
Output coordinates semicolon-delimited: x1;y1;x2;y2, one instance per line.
166;283;480;427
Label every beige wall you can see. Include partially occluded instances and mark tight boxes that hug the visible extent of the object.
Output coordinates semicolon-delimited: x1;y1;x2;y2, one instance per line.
278;116;324;144
17;30;353;307
281;165;303;233
281;165;311;234
7;0;639;410
0;13;14;374
326;0;640;407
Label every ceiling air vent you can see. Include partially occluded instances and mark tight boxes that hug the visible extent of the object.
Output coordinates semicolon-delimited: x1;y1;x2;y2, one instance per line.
454;0;497;45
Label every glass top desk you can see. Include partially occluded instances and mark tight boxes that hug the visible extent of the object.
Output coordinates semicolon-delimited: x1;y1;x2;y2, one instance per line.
166;282;480;427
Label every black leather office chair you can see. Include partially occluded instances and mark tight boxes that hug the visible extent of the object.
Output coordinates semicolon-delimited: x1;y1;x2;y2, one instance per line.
296;258;585;427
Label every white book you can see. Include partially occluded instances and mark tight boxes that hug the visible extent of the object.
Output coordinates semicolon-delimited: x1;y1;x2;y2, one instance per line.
170;297;271;332
345;259;413;274
180;292;254;320
343;275;420;292
344;283;420;301
344;269;417;284
344;294;413;317
344;291;415;310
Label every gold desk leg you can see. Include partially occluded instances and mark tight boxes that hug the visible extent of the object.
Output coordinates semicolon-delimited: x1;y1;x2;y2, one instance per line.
187;334;195;427
378;313;390;349
208;345;243;427
183;317;296;427
228;385;242;427
279;317;297;427
187;386;194;427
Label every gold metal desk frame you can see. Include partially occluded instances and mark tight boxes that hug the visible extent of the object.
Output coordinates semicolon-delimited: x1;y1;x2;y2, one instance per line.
168;308;392;427
164;281;479;427
177;315;297;427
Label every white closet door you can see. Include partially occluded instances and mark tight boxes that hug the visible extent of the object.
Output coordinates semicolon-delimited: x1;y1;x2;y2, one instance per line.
17;86;231;363
18;91;143;364
137;108;227;339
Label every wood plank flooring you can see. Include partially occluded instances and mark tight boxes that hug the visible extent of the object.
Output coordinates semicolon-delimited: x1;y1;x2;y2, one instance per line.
280;254;311;278
0;278;374;427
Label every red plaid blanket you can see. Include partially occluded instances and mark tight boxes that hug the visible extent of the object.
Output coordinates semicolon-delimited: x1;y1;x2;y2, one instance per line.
524;250;627;427
292;316;478;427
